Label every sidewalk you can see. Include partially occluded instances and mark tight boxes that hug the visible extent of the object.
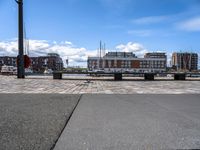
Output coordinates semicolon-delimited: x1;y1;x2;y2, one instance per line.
54;94;200;150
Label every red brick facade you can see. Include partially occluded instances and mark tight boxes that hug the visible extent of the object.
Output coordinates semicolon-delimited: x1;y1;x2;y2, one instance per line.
0;53;63;73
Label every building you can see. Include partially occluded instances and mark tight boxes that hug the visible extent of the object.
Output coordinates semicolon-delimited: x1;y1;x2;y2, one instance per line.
0;53;63;73
88;52;167;73
172;52;198;71
0;56;17;70
31;53;63;73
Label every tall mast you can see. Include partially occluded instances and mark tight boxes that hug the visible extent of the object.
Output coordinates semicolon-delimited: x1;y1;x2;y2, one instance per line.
99;40;102;69
190;52;192;71
104;43;106;56
100;40;102;59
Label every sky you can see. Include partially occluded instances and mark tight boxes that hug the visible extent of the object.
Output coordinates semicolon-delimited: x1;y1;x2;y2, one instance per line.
0;0;200;67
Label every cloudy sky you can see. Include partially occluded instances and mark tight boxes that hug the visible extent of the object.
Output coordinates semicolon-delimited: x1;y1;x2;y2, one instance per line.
0;0;200;67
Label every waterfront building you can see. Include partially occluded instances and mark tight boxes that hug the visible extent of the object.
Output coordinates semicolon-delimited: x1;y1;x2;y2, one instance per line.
0;57;17;70
88;52;167;73
172;52;198;71
0;53;63;73
31;53;63;73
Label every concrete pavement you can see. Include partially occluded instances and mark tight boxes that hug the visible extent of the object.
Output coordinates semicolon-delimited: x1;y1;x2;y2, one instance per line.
54;94;200;150
0;94;80;150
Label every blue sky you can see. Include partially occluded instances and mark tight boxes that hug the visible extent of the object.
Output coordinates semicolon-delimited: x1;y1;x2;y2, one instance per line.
0;0;200;67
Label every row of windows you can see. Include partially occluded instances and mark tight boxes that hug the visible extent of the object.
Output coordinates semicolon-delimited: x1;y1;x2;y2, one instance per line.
0;61;16;64
89;64;165;68
140;61;165;64
140;65;165;68
89;60;166;64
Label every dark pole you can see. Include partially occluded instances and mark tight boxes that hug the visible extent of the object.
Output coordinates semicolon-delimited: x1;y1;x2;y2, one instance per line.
16;0;25;78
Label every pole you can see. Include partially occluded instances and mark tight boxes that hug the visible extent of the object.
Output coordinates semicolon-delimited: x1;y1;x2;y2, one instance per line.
99;40;102;69
16;0;25;78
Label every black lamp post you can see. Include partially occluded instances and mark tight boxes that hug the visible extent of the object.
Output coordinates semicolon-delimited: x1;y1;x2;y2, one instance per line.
16;0;25;78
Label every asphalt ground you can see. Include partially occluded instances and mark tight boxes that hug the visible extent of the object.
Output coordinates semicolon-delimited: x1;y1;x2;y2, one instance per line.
54;94;200;150
0;94;81;150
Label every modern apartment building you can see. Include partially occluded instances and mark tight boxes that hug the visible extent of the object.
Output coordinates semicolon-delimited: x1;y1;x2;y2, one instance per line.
172;52;198;71
30;53;63;73
88;52;167;73
0;53;63;73
0;57;17;69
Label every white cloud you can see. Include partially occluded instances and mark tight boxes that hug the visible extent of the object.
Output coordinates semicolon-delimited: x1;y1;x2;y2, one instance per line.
116;42;148;57
177;17;200;31
132;16;169;24
0;41;18;56
0;39;97;67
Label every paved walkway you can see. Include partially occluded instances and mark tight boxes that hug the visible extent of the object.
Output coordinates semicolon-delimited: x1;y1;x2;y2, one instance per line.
0;75;200;94
54;94;200;150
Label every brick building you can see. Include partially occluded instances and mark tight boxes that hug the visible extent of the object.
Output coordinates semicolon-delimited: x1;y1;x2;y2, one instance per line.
172;52;198;71
0;53;63;73
0;57;17;70
88;52;167;73
30;53;63;73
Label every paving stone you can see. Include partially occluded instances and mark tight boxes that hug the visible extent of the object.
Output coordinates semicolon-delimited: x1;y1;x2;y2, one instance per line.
0;75;199;94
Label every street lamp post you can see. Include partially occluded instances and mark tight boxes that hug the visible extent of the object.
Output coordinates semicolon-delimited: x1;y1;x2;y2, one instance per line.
16;0;25;78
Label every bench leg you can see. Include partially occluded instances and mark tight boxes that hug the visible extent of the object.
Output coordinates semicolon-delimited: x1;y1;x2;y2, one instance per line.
174;74;186;80
114;73;122;81
144;73;154;80
53;73;62;79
